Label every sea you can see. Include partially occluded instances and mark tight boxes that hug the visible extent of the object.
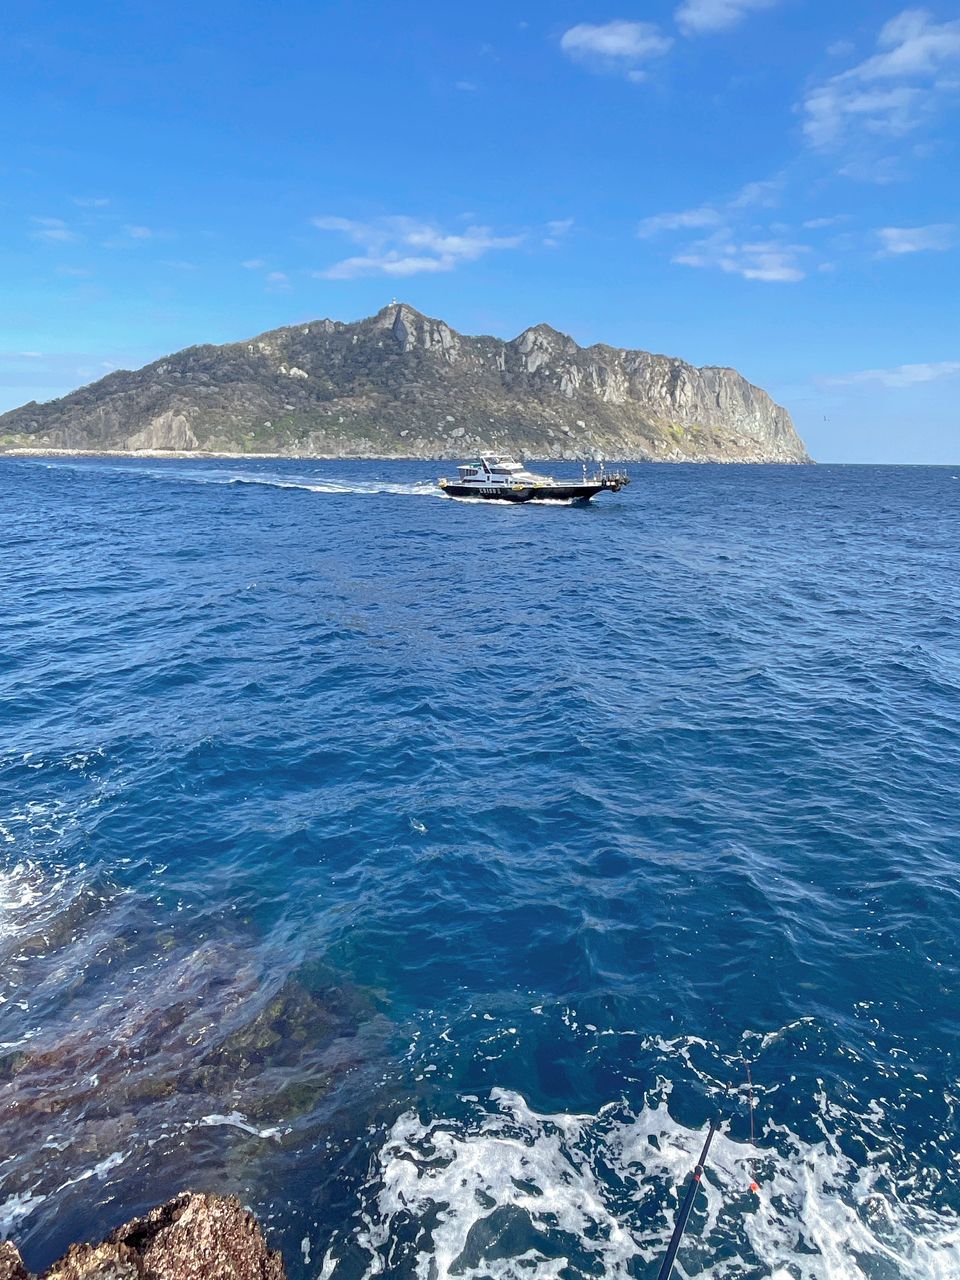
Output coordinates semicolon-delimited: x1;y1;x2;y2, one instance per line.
1;456;959;1279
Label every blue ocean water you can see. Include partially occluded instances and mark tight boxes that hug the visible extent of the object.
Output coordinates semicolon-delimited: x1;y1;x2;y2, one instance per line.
1;456;959;1278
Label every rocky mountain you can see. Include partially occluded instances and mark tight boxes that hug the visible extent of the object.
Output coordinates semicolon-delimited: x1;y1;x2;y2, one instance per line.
0;304;810;461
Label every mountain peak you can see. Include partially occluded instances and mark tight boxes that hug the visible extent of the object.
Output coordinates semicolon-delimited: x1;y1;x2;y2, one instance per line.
0;306;810;463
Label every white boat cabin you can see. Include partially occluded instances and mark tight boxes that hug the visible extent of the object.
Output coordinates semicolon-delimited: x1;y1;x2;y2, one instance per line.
454;456;545;488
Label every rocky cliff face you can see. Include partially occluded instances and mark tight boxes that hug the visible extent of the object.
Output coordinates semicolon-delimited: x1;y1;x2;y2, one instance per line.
0;304;809;461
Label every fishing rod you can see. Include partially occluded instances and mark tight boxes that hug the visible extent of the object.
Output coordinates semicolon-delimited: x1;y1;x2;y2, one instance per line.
655;1093;726;1280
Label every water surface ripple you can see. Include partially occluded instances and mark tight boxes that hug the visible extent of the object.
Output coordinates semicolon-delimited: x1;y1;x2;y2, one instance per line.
1;458;959;1278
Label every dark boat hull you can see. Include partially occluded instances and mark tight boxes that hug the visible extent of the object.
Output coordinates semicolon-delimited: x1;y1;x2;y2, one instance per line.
439;483;608;503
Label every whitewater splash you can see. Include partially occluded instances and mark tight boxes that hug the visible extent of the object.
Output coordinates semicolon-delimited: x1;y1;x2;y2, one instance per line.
318;1088;960;1280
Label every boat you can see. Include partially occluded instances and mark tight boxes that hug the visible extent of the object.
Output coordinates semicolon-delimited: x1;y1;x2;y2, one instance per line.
438;455;630;503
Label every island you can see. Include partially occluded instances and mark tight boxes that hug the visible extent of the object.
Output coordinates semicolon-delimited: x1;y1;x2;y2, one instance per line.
0;304;809;463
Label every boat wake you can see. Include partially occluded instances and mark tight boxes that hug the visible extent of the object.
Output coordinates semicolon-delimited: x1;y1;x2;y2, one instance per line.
15;457;442;499
319;1088;960;1280
224;474;440;498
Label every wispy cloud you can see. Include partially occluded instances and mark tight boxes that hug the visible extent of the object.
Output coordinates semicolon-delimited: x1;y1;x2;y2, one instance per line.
265;271;291;291
544;218;575;247
803;214;850;229
101;223;168;249
637;177;806;279
672;231;808;282
311;215;524;279
559;21;673;80
802;9;960;155
638;207;723;237
729;177;784;209
638;176;783;240
30;216;78;244
820;360;960;388
455;80;478;92
876;222;956;254
675;0;780;37
71;196;110;208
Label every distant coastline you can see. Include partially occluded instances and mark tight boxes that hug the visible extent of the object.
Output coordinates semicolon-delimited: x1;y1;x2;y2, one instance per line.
1;447;812;464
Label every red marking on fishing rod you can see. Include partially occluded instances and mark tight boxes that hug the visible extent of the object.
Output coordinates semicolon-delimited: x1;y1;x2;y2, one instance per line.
749;1181;759;1193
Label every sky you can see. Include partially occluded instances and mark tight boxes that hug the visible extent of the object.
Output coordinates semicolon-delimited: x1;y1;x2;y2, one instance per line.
1;1;959;462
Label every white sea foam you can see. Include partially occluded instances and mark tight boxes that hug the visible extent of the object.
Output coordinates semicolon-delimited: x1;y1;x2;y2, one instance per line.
0;1189;47;1238
197;1111;283;1141
0;861;44;942
225;474;440;499
56;1150;128;1192
320;1088;960;1280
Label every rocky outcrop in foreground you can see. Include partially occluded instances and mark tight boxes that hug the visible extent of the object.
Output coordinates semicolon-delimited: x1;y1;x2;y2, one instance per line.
0;304;810;462
0;1193;284;1280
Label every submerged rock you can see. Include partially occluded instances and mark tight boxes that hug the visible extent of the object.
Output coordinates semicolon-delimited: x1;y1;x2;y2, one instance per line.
0;1193;285;1280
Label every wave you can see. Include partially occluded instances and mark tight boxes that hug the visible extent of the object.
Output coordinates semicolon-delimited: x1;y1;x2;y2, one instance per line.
319;1088;960;1280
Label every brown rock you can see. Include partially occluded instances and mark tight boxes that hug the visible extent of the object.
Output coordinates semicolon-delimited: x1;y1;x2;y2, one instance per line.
1;1193;285;1280
43;1243;139;1280
0;1240;29;1280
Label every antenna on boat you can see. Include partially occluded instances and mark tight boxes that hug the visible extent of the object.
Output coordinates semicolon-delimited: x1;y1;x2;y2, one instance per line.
655;1090;727;1280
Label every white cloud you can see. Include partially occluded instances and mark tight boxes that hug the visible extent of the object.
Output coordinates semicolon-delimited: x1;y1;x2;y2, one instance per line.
559;21;673;78
123;224;153;239
673;231;808;281
637;174;807;279
455;80;478;92
30;217;78;244
820;360;960;388
676;0;780;36
802;9;960;152
638;176;783;240
876;222;955;253
803;214;849;228
71;196;110;208
728;177;784;208
241;258;266;269
637;206;722;237
311;215;524;279
266;271;291;291
544;217;575;247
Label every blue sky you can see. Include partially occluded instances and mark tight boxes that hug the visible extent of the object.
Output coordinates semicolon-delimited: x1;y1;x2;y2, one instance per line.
2;1;958;462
